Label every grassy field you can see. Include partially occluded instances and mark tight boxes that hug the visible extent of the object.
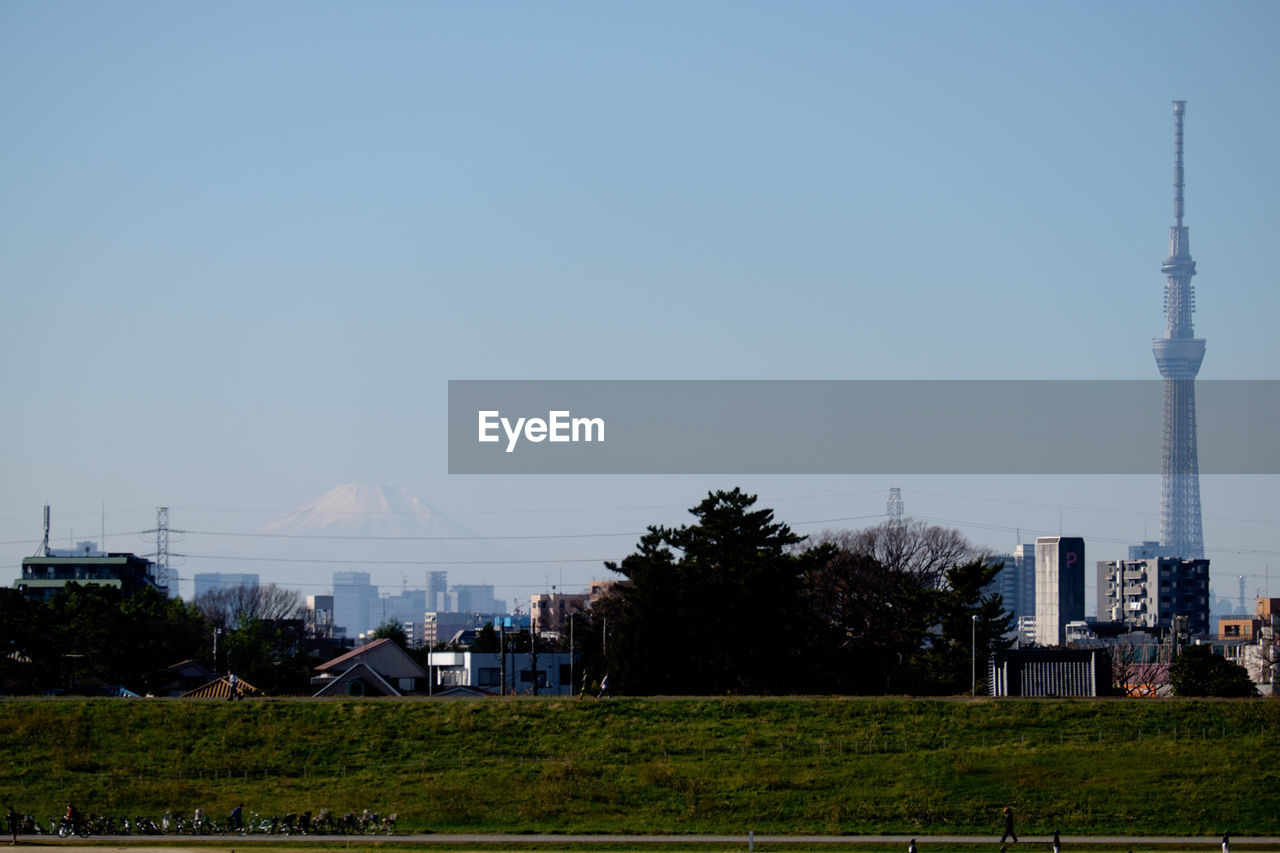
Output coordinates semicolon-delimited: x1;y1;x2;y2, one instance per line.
0;697;1275;837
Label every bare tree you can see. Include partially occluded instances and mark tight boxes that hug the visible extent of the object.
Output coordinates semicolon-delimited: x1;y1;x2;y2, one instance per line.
195;584;303;629
828;520;980;589
1111;639;1143;696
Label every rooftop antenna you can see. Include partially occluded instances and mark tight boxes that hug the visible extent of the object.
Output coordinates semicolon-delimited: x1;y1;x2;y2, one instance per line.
37;505;50;557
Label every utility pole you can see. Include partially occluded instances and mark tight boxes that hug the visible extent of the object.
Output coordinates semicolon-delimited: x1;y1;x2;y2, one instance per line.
499;622;507;696
530;621;539;697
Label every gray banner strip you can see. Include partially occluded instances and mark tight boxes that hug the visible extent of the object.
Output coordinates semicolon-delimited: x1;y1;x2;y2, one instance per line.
447;380;1279;475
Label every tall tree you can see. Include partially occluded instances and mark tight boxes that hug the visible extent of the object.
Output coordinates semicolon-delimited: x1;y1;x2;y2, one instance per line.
600;489;833;695
807;526;1001;694
1169;644;1258;697
923;558;1015;694
369;620;409;648
804;544;939;693
8;583;209;694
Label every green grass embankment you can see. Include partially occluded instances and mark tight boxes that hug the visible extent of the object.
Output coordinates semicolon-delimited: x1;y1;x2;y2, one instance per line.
0;697;1275;836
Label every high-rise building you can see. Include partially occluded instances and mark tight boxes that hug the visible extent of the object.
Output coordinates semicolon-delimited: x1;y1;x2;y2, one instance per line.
1128;540;1174;560
531;592;589;634
424;571;450;612
1153;100;1205;559
381;588;427;626
193;572;260;600
332;571;379;639
1097;557;1210;636
989;543;1037;632
306;594;335;639
1034;536;1085;647
452;584;504;614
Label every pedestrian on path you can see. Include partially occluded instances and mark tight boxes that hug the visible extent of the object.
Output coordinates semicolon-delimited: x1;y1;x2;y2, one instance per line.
1000;807;1018;843
908;839;916;853
1223;831;1230;853
1053;830;1061;853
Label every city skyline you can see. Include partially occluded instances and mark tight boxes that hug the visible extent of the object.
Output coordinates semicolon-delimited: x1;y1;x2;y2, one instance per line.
3;4;1278;610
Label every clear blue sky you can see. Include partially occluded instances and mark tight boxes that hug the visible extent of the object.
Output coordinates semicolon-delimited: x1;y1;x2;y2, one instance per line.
2;1;1278;607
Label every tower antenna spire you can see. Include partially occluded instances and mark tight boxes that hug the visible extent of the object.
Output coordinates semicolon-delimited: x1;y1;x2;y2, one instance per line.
1152;100;1205;559
1173;100;1186;228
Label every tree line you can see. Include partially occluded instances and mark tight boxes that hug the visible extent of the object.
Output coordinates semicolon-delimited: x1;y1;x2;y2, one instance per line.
2;488;1257;697
577;488;1015;695
0;579;327;695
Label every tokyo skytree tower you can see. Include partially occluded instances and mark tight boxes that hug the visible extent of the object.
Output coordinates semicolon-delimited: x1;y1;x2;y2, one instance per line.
1152;100;1205;559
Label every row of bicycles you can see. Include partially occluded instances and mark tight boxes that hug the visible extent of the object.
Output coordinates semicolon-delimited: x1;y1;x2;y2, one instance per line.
26;808;397;838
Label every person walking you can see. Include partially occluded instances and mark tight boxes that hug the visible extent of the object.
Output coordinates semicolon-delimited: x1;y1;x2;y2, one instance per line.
1000;806;1017;844
1053;830;1061;853
1222;831;1230;853
5;802;18;845
908;839;917;853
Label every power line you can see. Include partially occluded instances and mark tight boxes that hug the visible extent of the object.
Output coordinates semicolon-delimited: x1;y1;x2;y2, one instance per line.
176;528;642;542
171;575;576;592
146;489;891;518
176;553;613;566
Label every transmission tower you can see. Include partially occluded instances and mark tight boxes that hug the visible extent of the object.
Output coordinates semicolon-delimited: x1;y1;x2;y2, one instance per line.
1152;101;1205;559
887;487;904;529
155;506;172;596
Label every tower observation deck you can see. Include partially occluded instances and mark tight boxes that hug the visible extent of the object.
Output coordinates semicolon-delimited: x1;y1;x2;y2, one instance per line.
1153;100;1204;559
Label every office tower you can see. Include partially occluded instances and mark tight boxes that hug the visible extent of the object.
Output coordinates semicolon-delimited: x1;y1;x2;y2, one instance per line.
1035;536;1085;646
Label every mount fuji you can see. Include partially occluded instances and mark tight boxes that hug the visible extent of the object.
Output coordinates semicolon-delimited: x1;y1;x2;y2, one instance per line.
261;483;474;540
249;484;531;603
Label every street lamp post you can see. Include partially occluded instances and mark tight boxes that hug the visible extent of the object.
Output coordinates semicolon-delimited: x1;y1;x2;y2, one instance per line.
971;614;978;696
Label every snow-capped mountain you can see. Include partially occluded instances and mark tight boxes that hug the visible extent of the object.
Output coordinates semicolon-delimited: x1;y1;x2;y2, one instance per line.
261;483;472;540
251;484;531;600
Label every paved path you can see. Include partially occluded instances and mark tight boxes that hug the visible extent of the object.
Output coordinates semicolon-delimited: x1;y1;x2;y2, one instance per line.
20;835;1280;848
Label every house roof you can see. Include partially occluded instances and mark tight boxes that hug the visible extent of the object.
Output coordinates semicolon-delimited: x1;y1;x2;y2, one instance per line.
158;659;215;679
315;637;427;679
312;662;400;698
429;685;494;700
180;675;261;699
